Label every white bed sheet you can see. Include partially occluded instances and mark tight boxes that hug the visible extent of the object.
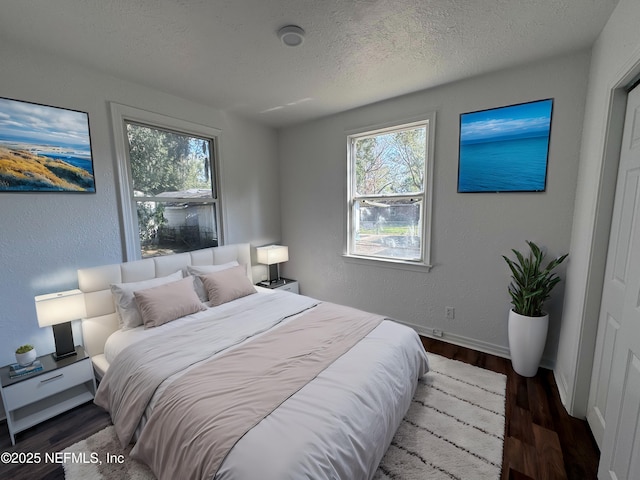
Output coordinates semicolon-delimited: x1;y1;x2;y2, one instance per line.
103;291;429;480
103;286;276;364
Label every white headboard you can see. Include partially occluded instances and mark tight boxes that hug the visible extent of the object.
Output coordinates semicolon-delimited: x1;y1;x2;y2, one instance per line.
78;243;251;376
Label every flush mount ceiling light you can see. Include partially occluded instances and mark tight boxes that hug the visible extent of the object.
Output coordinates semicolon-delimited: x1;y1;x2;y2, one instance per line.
278;25;305;47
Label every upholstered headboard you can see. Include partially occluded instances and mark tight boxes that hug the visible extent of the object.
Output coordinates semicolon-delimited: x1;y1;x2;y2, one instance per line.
78;243;252;378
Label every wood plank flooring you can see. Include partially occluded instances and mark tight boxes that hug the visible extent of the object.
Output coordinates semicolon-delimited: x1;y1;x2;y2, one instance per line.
420;337;600;480
0;337;599;480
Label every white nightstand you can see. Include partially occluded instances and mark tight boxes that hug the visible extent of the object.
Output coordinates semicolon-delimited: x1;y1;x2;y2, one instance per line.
0;345;96;445
257;278;299;294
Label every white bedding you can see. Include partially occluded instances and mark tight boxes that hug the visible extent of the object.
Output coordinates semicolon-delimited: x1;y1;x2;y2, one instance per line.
102;290;429;479
103;286;276;363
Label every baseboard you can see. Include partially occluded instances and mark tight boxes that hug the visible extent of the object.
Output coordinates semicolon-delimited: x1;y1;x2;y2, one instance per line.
554;369;570;410
396;319;554;370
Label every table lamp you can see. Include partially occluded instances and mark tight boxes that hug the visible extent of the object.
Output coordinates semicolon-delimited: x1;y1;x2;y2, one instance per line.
35;289;86;360
256;245;289;284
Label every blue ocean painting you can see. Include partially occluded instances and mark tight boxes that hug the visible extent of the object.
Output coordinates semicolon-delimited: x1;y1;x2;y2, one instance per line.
458;99;553;192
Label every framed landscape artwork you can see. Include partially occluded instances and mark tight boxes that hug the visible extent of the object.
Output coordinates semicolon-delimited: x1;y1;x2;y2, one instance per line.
457;98;553;193
0;97;96;192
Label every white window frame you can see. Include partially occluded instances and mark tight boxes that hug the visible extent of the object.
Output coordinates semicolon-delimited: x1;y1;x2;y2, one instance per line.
345;113;435;270
110;103;224;260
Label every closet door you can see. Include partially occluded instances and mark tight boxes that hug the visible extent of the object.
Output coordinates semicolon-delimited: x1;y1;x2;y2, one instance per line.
587;83;640;479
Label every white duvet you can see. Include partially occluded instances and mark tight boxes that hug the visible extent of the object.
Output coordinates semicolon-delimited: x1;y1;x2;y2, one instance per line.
103;290;429;479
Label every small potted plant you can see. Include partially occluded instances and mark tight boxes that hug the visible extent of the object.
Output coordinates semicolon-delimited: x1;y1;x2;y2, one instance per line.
503;241;568;377
15;344;37;366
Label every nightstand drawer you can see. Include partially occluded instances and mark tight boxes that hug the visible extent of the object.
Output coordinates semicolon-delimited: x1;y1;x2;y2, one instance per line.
3;359;92;410
278;282;299;294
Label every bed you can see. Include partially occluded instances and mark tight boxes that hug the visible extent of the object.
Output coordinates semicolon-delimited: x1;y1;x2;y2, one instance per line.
78;243;429;480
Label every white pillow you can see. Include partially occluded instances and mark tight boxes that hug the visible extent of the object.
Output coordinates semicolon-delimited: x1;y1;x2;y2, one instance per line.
134;276;206;329
186;261;240;301
111;270;183;330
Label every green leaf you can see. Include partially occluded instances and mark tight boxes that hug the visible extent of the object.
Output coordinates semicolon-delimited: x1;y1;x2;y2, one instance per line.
503;241;568;317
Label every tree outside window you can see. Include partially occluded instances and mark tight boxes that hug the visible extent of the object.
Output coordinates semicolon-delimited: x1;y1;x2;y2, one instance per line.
126;122;219;258
348;119;432;263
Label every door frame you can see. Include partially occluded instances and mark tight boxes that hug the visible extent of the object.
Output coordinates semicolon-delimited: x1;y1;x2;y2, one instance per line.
573;58;640;422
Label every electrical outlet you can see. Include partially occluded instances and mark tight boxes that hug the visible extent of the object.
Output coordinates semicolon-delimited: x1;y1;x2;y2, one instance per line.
446;307;455;320
432;329;443;338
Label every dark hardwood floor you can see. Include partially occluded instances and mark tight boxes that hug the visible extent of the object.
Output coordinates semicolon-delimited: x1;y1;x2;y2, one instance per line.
421;337;600;480
0;337;599;480
0;399;110;480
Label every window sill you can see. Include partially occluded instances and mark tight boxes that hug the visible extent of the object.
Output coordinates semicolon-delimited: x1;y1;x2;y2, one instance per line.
342;254;432;272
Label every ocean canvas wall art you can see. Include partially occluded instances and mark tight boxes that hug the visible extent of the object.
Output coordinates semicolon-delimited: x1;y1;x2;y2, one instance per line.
458;99;553;193
0;97;95;192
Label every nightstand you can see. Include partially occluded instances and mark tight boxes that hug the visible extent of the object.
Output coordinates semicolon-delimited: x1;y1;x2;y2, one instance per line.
257;278;299;294
0;345;96;445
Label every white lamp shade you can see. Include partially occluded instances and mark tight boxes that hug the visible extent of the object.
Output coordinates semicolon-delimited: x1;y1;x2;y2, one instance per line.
35;289;87;327
256;245;289;265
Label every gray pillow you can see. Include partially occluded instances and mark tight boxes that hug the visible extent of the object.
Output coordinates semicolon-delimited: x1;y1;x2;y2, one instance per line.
110;270;183;329
199;265;256;307
134;276;206;328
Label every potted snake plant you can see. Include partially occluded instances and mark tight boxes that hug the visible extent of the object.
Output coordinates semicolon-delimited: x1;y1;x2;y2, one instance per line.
503;241;568;377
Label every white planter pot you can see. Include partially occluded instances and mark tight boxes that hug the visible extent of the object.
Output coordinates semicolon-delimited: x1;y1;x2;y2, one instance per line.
508;309;548;377
15;349;37;366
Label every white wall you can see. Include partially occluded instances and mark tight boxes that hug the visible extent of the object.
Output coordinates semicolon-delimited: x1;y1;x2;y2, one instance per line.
555;0;640;418
0;40;280;368
279;51;590;364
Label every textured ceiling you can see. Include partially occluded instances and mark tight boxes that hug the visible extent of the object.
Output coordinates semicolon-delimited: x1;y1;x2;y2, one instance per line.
0;0;618;127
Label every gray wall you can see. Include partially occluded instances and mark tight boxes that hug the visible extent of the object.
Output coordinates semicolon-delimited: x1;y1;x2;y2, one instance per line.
555;0;640;417
279;51;590;365
0;40;280;367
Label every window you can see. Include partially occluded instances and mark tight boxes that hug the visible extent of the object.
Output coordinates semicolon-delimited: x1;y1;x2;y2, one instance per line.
347;116;434;266
111;104;222;259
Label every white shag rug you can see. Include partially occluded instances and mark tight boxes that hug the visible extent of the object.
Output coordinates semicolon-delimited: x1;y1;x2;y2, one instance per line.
64;353;506;480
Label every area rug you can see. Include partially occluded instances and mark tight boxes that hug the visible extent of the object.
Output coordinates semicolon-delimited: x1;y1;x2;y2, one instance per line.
64;353;506;480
